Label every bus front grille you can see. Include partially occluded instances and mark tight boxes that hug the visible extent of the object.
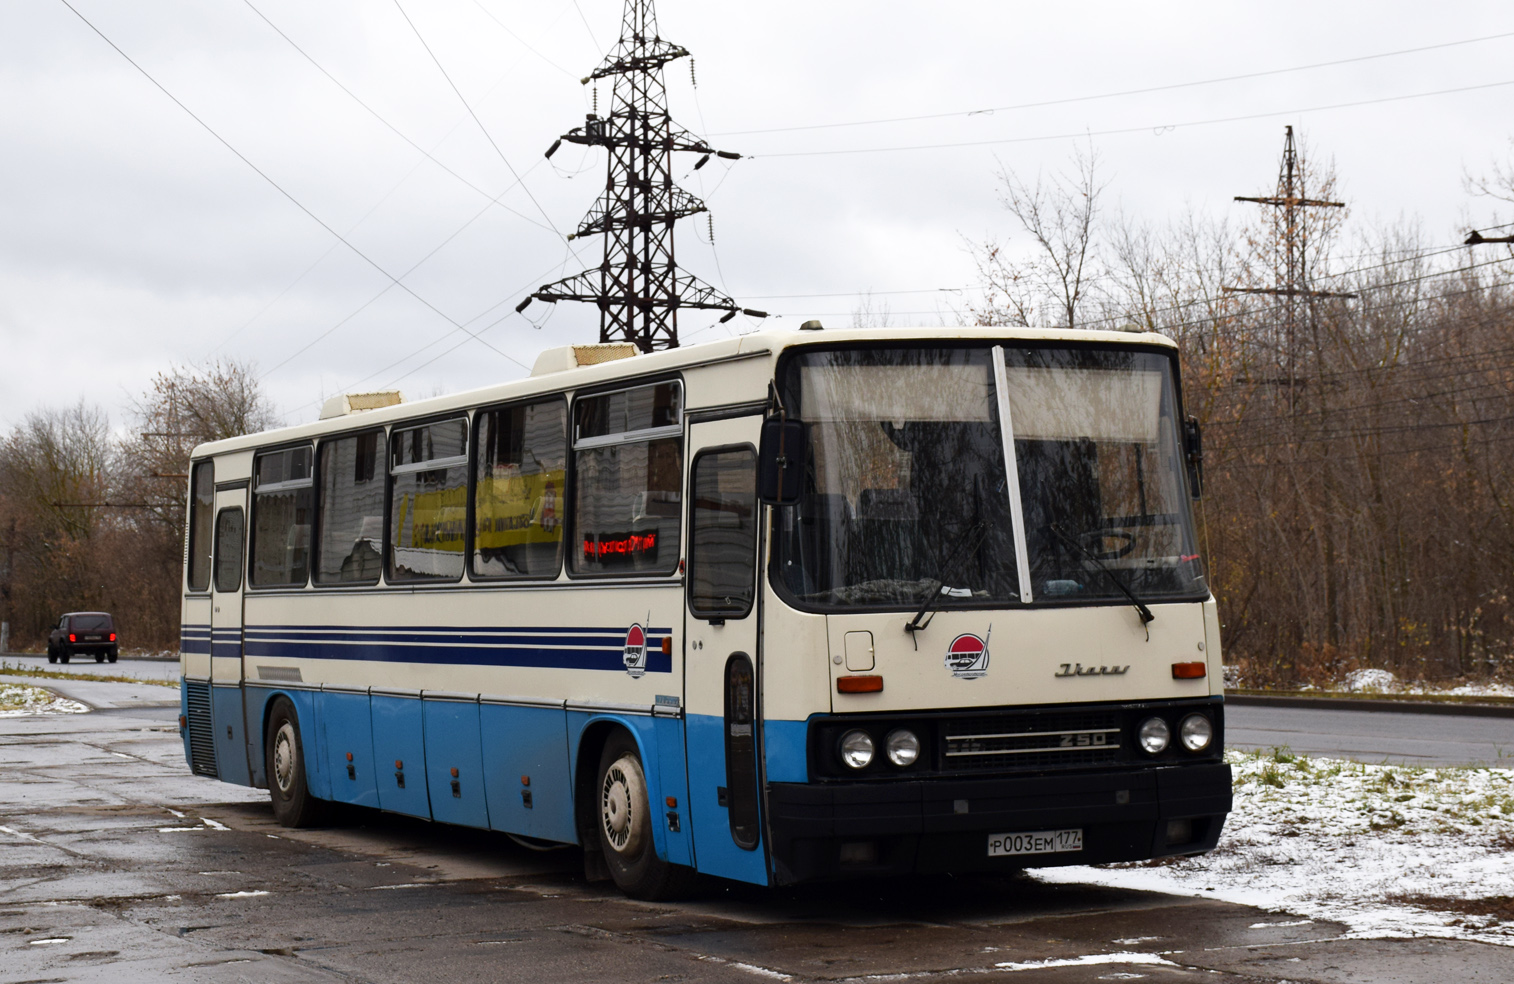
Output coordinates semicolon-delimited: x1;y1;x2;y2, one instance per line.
939;710;1122;772
185;681;218;779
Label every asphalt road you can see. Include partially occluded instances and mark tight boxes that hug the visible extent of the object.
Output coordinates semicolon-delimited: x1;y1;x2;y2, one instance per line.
1225;703;1514;767
3;677;1512;982
8;650;1511;767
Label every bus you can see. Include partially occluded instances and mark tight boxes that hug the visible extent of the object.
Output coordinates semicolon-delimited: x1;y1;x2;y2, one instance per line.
178;325;1230;899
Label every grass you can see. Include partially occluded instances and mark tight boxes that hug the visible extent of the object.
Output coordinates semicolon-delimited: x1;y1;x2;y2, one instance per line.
0;681;79;712
0;660;177;688
1231;746;1514;833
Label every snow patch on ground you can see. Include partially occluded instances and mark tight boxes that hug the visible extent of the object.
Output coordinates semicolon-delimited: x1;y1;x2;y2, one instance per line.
1031;749;1514;946
1227;665;1514;698
0;682;88;716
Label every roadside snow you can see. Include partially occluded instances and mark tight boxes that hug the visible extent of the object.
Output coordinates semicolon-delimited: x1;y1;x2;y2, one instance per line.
1228;665;1514;699
0;682;88;716
1031;748;1514;946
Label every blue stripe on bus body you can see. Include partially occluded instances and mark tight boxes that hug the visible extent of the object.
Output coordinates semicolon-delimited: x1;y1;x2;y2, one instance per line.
239;625;673;673
244;639;672;673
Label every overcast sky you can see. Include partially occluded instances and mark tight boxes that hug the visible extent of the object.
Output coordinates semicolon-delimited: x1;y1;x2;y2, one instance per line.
2;0;1511;432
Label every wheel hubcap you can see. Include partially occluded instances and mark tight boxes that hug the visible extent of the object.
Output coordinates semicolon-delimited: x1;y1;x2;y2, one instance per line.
273;724;296;794
600;756;645;855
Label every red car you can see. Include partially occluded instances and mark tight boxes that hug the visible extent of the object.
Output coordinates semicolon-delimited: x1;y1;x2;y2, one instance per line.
47;612;118;664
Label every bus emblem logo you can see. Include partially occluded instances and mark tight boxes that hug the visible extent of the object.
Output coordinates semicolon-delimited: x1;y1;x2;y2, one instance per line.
623;624;648;678
945;632;990;680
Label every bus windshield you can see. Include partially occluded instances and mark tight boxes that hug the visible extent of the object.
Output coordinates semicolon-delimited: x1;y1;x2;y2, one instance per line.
772;344;1206;610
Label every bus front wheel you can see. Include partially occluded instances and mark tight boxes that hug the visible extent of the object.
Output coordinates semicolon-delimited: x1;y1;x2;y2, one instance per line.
266;697;330;828
596;732;697;900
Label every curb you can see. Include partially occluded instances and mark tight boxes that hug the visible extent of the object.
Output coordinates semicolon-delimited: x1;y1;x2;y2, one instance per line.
0;651;178;663
1226;693;1514;719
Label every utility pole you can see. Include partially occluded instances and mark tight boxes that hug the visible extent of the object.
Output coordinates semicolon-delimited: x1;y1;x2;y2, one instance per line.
1225;126;1355;402
1464;230;1514;245
518;0;764;351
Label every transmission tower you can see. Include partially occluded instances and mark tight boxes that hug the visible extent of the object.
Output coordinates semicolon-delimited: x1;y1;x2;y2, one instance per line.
1225;126;1355;396
519;0;764;351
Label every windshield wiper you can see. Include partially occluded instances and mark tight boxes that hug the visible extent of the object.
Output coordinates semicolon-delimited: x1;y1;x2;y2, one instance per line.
904;521;988;646
1050;524;1156;639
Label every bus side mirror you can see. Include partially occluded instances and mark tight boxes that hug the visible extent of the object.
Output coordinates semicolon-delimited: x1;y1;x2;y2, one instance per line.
757;418;806;505
1184;416;1204;500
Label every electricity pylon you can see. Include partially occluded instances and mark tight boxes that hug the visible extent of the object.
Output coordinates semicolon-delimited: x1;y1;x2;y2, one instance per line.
1225;126;1355;401
519;0;763;351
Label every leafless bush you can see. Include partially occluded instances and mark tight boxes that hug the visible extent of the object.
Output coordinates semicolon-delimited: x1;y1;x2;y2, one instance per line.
0;362;274;652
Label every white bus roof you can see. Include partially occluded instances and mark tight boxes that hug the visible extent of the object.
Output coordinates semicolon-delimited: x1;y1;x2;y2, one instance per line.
192;325;1177;459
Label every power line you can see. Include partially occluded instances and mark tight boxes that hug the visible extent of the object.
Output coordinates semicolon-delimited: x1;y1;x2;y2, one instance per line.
392;0;564;240
241;0;553;233
257;156;550;381
277;239;600;421
468;0;580;79
752;79;1514;158
54;0;529;373
715;30;1514;137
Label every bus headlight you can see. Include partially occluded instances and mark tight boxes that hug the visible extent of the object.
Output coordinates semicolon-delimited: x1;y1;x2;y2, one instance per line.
1179;714;1213;752
839;730;875;769
1137;716;1171;754
885;729;920;767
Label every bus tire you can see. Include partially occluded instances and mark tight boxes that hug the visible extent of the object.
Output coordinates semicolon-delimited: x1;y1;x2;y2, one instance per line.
596;732;698;901
266;697;330;828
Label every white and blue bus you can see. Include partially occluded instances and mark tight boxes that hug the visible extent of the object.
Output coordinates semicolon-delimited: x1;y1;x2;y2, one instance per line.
179;326;1230;899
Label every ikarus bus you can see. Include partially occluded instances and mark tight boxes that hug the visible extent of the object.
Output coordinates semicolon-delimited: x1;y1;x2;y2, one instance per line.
178;326;1230;899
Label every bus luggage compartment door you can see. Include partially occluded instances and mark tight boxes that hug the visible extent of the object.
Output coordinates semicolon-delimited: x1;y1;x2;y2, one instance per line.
372;694;431;818
683;419;768;885
424;698;490;829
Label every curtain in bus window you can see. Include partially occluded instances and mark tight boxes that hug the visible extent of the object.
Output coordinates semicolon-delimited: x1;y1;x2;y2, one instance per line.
187;460;215;591
1003;348;1203;601
572;382;682;575
251;447;313;587
689;448;757;616
473;400;567;579
389;419;467;581
315;431;384;584
776;348;1019;607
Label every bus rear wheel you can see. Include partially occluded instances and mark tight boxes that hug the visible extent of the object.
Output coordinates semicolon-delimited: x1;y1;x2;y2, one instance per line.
596;732;697;901
266;697;330;828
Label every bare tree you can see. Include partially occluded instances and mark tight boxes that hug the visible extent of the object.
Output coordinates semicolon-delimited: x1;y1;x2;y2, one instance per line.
970;143;1108;328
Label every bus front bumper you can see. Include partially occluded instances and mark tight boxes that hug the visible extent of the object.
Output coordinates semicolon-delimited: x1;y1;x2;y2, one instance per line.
764;762;1231;886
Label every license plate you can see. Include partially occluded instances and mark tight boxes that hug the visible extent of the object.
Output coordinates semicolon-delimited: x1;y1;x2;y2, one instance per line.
987;828;1083;857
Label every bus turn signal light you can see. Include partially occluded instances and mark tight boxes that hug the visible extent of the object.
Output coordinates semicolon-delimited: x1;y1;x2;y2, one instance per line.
837;675;884;694
1172;661;1207;679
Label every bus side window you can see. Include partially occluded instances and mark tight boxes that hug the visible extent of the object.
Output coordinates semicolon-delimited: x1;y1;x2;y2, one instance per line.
571;381;683;576
187;460;215;592
688;447;758;618
388;419;469;582
250;446;313;587
314;430;385;585
213;508;245;593
472;399;567;579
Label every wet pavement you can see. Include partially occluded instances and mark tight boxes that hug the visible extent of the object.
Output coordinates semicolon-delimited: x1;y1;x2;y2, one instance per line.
2;683;1511;982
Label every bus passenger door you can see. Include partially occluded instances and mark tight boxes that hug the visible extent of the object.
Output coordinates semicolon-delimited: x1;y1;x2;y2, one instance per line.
683;415;768;885
209;486;252;785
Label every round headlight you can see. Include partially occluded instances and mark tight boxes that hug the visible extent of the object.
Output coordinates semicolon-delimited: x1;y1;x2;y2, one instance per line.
885;729;920;767
839;730;875;769
1180;713;1213;752
1138;716;1171;754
